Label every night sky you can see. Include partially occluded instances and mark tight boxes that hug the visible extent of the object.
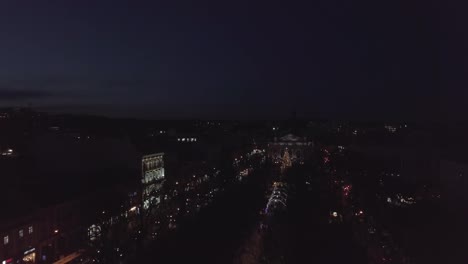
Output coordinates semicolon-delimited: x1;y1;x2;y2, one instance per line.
0;1;450;120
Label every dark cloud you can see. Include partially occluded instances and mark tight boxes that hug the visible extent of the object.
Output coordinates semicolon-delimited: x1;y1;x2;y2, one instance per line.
0;89;53;101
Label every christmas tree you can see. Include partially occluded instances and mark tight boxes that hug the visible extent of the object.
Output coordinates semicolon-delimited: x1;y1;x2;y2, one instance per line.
281;149;292;172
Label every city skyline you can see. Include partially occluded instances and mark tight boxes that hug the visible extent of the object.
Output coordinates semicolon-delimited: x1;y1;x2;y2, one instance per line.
0;1;459;263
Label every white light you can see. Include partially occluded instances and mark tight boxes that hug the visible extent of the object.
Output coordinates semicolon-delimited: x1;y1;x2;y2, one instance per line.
24;248;35;255
129;206;137;212
332;212;338;217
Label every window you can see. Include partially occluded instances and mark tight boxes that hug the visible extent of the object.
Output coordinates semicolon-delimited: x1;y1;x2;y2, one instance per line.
19;229;23;238
28;226;33;234
3;235;8;245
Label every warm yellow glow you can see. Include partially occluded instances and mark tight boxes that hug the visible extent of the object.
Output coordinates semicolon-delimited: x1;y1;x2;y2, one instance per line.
23;252;36;263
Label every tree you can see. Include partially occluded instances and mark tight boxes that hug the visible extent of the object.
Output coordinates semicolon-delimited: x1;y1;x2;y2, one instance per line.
281;149;292;172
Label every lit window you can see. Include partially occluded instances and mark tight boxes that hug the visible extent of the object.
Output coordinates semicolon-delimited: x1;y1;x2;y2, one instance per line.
28;226;33;234
3;235;8;245
19;230;23;238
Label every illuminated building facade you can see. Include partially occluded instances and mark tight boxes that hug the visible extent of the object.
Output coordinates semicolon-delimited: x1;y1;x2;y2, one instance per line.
0;220;38;264
268;134;313;165
142;153;165;210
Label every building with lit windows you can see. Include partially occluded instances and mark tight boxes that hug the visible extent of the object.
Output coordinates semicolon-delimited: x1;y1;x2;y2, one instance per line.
0;212;39;264
176;137;197;143
142;153;165;210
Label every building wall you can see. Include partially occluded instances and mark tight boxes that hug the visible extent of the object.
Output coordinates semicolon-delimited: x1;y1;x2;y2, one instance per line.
0;190;121;264
0;216;39;264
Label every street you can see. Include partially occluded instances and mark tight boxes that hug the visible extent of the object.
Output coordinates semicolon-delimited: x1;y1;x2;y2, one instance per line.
134;160;366;263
